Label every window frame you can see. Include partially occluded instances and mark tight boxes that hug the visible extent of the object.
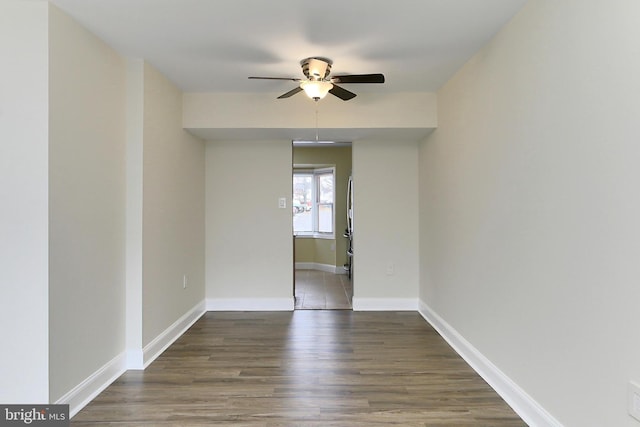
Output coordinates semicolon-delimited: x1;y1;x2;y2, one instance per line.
293;166;335;239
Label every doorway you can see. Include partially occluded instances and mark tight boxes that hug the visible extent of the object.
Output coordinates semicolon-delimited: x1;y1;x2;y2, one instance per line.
292;142;353;310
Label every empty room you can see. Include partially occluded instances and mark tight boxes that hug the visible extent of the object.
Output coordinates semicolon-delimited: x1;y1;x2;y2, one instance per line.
1;1;639;426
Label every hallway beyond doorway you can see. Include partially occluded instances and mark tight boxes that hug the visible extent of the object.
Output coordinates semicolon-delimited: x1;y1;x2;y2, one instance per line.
294;269;352;309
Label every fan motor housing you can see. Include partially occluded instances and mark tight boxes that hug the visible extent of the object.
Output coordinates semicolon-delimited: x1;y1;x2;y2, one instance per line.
301;57;332;80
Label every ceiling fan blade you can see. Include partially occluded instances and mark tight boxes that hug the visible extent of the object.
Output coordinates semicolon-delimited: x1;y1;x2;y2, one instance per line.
248;76;300;81
331;73;385;84
329;84;357;101
277;86;303;99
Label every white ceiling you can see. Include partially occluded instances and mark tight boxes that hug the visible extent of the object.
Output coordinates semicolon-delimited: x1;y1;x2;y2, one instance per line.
48;0;526;141
49;0;527;93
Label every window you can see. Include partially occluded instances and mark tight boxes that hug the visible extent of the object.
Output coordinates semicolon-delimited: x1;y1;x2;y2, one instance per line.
293;167;335;237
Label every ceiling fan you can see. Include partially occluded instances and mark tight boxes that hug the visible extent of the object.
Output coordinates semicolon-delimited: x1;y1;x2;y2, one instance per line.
249;57;385;101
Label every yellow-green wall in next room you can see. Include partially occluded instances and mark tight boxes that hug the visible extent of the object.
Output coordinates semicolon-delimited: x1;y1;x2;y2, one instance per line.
293;145;351;270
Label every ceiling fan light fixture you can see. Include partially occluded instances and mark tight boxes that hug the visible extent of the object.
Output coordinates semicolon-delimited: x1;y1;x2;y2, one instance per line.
300;80;333;100
250;57;384;101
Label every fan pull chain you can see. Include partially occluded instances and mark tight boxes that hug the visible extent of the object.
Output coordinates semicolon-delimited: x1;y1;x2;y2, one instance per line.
315;102;319;142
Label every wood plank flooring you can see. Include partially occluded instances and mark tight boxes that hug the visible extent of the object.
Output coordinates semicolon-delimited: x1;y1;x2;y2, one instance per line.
71;311;526;426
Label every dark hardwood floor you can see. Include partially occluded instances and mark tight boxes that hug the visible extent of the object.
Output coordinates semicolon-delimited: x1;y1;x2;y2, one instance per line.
72;311;526;426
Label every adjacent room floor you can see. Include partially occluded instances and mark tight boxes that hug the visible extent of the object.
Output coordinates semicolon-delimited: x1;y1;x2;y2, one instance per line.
294;269;352;310
71;311;525;426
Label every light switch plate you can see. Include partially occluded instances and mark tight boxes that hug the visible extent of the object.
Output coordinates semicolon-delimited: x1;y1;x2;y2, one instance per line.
629;381;640;422
278;197;287;209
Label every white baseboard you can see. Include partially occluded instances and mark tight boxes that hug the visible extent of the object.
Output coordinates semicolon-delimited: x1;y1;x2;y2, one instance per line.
57;352;126;418
139;300;206;369
352;297;418;311
63;301;206;418
295;262;347;275
418;300;562;427
125;348;144;370
206;298;294;311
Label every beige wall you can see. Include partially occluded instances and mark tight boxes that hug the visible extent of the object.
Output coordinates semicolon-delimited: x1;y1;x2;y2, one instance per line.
183;92;437;133
293;146;352;269
141;63;206;346
293;237;315;263
124;59;207;361
294;238;337;266
352;140;419;309
125;58;144;364
206;140;293;308
48;3;127;402
1;2;206;406
419;1;640;425
0;0;50;403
